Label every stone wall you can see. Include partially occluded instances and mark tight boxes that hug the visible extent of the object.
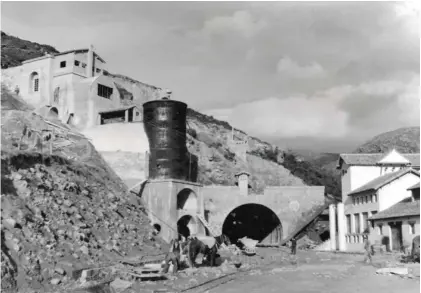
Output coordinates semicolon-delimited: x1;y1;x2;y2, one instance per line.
200;185;325;241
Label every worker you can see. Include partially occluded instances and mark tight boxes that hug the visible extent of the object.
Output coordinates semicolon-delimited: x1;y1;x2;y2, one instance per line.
291;237;297;255
363;235;372;264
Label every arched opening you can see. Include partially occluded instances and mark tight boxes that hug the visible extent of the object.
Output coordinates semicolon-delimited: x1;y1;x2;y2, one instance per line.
47;107;59;119
152;223;161;235
222;204;282;246
53;87;60;104
177;189;198;213
29;72;39;93
177;215;197;238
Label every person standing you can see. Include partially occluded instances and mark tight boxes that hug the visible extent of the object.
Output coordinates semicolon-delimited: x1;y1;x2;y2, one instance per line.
363;235;372;264
291;237;297;255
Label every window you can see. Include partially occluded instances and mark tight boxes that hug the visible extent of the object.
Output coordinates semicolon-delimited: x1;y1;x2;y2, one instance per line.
409;222;416;234
378;224;383;235
96;68;101;73
30;72;39;93
354;214;360;233
74;60;80;66
53;87;60;103
346;215;351;234
97;84;113;99
372;194;377;203
34;78;39;92
353;197;356;205
362;212;368;232
357;197;360;205
60;61;66;68
365;196;368;203
81;63;87;68
136;111;140;116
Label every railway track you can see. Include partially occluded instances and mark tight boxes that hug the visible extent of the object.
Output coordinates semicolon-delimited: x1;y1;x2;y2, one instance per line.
179;268;252;293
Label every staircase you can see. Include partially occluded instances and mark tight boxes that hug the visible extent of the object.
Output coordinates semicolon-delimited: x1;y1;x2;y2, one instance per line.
196;214;227;249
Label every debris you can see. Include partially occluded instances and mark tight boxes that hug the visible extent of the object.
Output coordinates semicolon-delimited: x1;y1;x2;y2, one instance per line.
50;278;61;285
110;278;133;293
376;267;409;276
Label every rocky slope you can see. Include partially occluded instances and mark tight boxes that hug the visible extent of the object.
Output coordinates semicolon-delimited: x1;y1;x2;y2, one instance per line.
354;127;420;154
1;89;167;292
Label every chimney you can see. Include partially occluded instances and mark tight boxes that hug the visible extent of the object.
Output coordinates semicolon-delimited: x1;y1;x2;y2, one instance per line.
87;45;94;77
235;171;250;197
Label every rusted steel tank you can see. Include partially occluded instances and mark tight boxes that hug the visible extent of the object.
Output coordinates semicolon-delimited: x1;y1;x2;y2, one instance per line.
143;99;191;180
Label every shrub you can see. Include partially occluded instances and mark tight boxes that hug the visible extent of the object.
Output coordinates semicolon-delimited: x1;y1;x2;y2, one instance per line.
187;128;197;139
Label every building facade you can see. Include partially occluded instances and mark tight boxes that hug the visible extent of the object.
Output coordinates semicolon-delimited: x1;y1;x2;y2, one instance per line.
369;183;420;252
327;149;420;252
1;45;165;130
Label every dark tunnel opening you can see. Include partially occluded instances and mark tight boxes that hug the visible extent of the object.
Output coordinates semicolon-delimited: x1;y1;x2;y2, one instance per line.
222;204;282;246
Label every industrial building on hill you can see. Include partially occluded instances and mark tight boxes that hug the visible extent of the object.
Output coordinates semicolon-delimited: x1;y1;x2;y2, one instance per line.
1;45;169;130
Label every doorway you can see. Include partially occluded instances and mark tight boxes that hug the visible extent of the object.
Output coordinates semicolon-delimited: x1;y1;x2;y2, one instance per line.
389;222;403;251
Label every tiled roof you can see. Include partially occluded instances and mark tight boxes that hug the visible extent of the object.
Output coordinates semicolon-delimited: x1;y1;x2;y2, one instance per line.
348;168;420;196
337;153;420;168
408;182;420;190
369;199;420;220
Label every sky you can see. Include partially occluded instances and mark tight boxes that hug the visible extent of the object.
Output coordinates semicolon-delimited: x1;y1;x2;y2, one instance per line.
2;1;420;152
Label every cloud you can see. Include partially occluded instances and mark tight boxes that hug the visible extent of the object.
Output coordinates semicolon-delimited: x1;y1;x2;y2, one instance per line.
205;76;419;140
276;57;326;79
206;96;348;139
202;10;267;39
1;2;419;150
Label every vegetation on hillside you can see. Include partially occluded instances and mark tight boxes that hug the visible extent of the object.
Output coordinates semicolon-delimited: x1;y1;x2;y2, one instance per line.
1;31;59;68
354;127;420;154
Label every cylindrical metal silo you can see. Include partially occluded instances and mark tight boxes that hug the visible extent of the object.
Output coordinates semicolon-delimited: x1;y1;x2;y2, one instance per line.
143;99;191;180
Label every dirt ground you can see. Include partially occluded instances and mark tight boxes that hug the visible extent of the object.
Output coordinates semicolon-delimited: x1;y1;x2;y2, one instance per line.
208;248;420;293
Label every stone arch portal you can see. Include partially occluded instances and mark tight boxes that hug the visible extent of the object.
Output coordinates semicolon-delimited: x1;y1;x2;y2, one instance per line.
177;215;198;239
177;188;198;213
177;188;199;239
222;203;282;246
48;107;59;119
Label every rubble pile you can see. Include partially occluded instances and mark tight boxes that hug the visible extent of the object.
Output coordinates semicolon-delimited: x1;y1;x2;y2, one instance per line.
297;236;318;250
1;151;167;292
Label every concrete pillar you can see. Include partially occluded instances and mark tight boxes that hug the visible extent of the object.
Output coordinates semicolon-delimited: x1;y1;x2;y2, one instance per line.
350;213;355;233
337;203;346;251
329;204;337;250
125;109;129;122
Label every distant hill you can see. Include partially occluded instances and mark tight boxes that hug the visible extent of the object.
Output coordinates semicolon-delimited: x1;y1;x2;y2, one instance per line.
354;127;420;154
1;31;59;68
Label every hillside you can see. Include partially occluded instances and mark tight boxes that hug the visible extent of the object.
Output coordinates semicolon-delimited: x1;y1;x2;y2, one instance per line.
0;32;341;199
1;32;59;69
289;126;421;200
354;127;420;154
1;88;167;292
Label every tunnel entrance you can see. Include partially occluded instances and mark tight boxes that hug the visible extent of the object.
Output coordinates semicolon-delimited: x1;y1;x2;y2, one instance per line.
177;215;197;239
222;204;282;246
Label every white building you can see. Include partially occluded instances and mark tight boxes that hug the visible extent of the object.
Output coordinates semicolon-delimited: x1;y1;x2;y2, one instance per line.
327;149;420;252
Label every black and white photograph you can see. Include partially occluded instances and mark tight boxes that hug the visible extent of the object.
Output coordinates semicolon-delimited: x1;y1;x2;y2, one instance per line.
1;1;420;292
